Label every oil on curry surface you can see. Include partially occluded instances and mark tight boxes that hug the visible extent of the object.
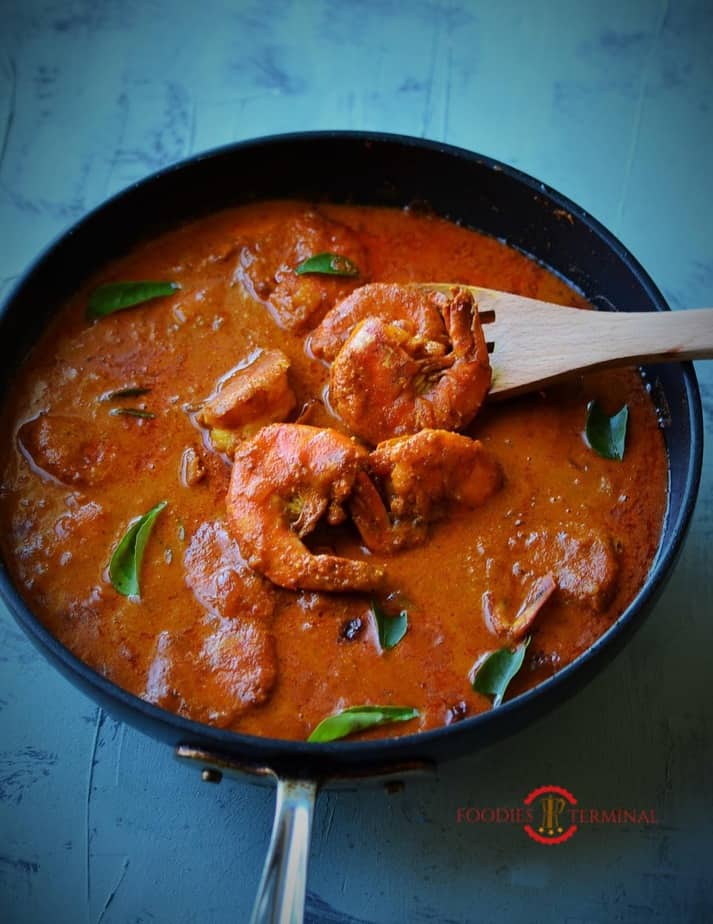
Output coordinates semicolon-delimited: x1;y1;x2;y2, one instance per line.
0;202;667;741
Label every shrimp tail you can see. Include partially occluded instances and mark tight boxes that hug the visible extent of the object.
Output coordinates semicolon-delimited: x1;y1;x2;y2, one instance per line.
262;544;384;592
350;470;424;553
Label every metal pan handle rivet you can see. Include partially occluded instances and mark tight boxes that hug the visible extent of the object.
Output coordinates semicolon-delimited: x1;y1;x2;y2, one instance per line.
201;768;223;784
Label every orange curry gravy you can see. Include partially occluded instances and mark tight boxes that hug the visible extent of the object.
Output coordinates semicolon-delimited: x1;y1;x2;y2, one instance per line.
0;201;667;741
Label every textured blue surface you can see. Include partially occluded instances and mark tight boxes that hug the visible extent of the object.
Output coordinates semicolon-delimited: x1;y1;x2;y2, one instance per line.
1;2;712;922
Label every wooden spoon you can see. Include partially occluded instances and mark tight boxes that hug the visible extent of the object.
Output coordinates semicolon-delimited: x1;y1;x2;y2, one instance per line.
424;283;713;399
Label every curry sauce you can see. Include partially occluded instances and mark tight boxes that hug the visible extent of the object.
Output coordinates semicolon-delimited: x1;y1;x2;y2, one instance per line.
0;201;668;740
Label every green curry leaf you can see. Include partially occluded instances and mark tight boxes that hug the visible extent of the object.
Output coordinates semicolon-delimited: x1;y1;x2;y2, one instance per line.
371;598;408;651
109;501;167;597
584;400;629;460
109;407;156;419
471;637;530;707
295;252;360;277
307;705;419;743
87;281;179;319
103;386;152;400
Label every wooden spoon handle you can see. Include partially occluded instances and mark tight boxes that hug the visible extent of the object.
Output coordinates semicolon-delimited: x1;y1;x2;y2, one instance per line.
422;285;713;397
487;304;713;399
580;307;713;366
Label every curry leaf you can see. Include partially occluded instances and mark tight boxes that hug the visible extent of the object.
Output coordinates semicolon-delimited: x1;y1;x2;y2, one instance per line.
109;501;167;597
109;407;156;419
472;637;530;707
87;281;179;319
103;386;152;400
307;705;419;743
295;252;360;277
371;598;408;651
584;400;628;460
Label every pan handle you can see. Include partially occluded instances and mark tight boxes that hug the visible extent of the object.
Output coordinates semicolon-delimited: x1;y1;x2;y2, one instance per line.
249;776;318;924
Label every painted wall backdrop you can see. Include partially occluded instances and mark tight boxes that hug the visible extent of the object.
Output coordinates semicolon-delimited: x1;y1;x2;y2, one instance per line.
1;1;711;922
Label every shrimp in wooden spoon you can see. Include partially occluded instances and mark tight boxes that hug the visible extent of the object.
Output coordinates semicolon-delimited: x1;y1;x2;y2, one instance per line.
327;287;491;444
309;282;450;361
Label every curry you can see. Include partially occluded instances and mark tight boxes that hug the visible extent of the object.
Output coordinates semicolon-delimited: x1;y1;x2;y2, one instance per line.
0;201;668;741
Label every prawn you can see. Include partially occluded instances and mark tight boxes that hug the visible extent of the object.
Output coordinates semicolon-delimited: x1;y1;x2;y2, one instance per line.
328;287;491;444
309;283;450;361
226;423;384;592
351;429;503;553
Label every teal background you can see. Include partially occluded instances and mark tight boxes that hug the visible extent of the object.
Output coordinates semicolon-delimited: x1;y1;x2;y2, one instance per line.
1;1;712;921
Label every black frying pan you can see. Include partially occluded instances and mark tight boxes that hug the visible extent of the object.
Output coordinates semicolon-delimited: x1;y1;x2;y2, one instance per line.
0;132;703;922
